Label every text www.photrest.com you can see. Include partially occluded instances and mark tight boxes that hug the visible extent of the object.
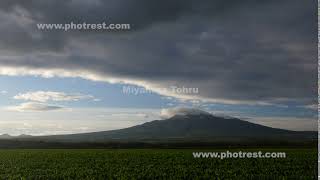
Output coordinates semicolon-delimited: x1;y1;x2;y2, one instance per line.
193;151;286;159
37;22;131;32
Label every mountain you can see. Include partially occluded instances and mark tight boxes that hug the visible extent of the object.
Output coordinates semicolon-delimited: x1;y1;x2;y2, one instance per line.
0;134;32;139
33;112;316;143
0;134;13;139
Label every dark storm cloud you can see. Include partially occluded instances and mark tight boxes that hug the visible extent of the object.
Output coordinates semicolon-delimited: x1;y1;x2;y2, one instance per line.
0;0;317;105
0;0;286;52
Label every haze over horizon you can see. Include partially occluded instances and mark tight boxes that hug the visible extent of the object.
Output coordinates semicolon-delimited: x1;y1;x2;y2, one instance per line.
0;0;317;135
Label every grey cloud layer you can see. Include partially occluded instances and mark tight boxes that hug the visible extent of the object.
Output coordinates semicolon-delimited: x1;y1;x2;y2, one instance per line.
0;0;317;105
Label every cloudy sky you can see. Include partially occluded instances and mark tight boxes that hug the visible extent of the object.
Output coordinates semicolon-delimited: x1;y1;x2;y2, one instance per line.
0;0;317;135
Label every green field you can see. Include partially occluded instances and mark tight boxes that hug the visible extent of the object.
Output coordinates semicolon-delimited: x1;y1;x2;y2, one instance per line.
0;149;316;179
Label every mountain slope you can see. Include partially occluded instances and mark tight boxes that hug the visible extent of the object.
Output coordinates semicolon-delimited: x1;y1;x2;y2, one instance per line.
36;113;316;142
0;134;13;139
0;134;32;139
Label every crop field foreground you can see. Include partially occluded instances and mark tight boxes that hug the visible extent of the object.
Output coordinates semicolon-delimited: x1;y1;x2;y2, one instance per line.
0;148;316;179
